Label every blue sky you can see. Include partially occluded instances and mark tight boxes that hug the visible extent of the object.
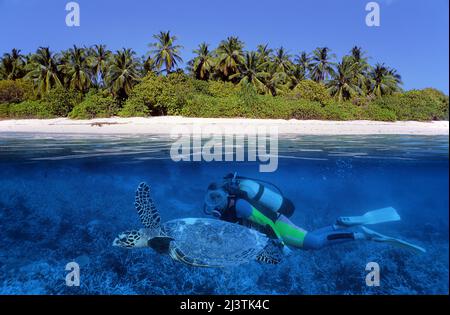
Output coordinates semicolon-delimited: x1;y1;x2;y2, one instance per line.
1;0;448;93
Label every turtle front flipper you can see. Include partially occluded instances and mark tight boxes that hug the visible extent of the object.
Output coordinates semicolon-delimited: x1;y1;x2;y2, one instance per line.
148;236;175;254
256;240;285;264
169;247;222;268
135;182;161;230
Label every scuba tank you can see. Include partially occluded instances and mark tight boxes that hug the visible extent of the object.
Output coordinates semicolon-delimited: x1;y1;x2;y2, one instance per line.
223;173;295;218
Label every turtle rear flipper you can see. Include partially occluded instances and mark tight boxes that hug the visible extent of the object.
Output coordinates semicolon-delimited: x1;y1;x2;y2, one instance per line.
256;240;285;264
135;182;161;230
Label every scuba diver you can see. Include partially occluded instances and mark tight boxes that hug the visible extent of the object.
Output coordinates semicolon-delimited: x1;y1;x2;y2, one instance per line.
203;173;426;253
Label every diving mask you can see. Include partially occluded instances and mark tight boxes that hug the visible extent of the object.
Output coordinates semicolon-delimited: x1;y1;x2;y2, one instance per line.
203;184;229;217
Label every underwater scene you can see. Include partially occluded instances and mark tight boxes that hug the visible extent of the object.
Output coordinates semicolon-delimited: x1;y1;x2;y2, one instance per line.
0;133;448;295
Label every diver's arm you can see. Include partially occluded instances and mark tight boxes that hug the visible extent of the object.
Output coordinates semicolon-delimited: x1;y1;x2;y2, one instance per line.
234;198;253;219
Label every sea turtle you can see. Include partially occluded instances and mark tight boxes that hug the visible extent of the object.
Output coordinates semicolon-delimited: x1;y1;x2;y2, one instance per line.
113;182;284;267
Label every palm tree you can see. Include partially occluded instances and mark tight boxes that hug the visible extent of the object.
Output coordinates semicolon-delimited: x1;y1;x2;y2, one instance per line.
310;47;336;83
286;51;312;89
142;56;158;75
105;48;141;99
368;63;402;97
387;67;402;86
260;47;292;93
230;51;269;93
25;47;62;95
350;46;367;64
288;64;307;89
0;49;26;80
294;51;312;78
349;46;370;92
263;71;286;96
215;36;245;80
188;43;215;80
59;45;92;93
88;44;111;87
272;47;293;74
256;44;273;65
149;31;183;74
327;56;362;101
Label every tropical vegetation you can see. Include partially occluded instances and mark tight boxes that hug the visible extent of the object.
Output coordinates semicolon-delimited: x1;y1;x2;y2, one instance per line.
0;32;448;121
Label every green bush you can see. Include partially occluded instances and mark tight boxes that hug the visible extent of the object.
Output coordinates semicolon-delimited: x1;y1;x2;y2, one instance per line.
0;79;34;104
421;88;449;120
182;85;295;119
8;100;52;119
181;94;214;117
182;95;239;118
361;104;397;121
69;91;120;119
119;99;150;117
191;79;210;95
237;83;259;107
1;74;446;122
351;95;376;107
252;97;296;119
159;72;194;114
182;87;364;121
285;80;332;106
119;73;162;117
120;72;194;117
0;103;9;118
42;87;82;117
207;81;240;97
182;96;253;118
323;102;363;120
289;101;326;120
371;89;449;121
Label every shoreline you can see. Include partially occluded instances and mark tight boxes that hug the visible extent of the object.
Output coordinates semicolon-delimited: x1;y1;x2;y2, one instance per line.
0;117;448;135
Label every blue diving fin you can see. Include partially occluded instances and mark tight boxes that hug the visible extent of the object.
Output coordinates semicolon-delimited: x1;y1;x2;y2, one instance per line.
336;207;401;227
361;226;426;254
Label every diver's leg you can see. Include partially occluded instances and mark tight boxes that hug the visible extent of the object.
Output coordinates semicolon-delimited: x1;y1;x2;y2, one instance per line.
273;214;371;249
273;215;308;249
303;227;366;250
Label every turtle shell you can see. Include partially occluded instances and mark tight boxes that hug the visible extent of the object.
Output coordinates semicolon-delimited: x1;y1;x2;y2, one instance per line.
162;218;269;267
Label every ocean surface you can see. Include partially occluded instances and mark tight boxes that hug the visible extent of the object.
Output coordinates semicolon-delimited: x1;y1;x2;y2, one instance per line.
0;133;448;294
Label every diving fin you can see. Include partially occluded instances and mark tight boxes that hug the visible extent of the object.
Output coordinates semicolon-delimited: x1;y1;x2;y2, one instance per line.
361;226;426;254
336;207;401;227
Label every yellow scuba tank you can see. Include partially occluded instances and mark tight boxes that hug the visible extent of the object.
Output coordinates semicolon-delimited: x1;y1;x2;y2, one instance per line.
224;173;295;218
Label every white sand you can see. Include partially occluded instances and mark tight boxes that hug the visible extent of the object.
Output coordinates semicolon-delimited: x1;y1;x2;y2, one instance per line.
0;117;448;135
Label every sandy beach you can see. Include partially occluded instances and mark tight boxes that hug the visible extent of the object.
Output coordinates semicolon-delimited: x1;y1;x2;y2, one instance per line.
0;117;448;135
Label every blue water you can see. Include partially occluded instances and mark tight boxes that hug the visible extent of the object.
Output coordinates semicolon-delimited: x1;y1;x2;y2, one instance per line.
0;134;448;294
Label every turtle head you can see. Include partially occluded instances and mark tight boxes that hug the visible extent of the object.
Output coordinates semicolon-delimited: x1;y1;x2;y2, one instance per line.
113;229;174;253
113;230;148;249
